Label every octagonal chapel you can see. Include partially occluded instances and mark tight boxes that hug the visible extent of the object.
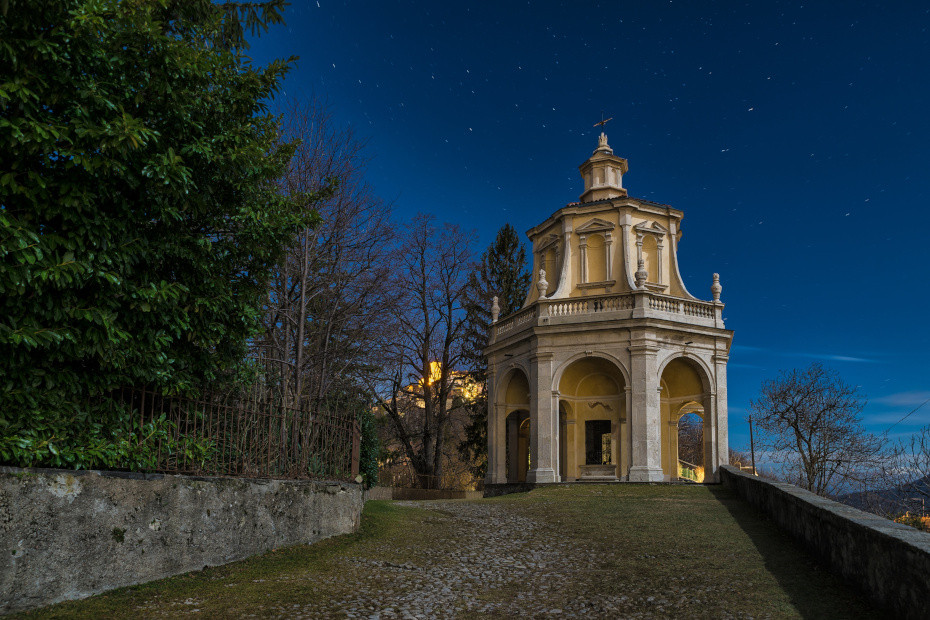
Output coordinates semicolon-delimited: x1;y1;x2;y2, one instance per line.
485;133;733;484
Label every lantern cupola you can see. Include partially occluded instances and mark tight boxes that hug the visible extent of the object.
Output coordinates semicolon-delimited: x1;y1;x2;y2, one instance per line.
578;132;628;202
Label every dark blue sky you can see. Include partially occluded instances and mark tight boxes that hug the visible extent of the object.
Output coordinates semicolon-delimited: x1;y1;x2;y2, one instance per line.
248;1;930;451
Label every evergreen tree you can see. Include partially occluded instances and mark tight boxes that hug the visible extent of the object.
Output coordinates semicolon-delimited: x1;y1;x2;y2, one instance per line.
458;224;531;479
0;0;320;468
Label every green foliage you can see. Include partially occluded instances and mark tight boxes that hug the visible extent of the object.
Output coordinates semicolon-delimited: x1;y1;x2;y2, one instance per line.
0;0;320;469
458;224;531;479
357;405;380;488
0;408;216;471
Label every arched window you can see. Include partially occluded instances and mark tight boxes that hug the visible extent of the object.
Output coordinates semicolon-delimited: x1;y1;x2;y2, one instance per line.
642;235;659;283
586;233;607;282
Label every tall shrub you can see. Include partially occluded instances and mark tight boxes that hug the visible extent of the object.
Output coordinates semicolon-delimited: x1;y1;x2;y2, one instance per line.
0;0;321;468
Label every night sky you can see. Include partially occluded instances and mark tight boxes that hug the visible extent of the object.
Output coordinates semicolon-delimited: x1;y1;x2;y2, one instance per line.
247;1;930;452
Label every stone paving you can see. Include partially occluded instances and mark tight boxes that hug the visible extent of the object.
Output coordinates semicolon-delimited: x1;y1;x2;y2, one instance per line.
286;500;756;619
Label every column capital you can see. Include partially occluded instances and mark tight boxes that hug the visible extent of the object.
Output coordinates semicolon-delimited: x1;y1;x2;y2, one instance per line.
628;343;661;355
529;351;555;362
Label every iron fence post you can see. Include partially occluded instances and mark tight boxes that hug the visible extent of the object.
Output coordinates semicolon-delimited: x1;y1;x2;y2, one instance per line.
351;420;361;478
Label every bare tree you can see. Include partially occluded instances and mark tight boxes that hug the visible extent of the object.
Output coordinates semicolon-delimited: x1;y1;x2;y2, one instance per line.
253;98;395;409
859;425;930;520
750;363;881;497
370;214;474;489
677;415;703;466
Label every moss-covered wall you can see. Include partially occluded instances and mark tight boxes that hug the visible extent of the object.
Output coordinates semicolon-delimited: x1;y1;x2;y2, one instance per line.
0;466;362;614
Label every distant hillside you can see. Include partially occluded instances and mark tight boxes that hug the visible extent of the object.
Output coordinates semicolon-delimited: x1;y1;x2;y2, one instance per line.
839;475;930;516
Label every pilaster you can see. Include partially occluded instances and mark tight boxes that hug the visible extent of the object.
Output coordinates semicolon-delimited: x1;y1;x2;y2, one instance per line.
486;403;507;484
628;339;664;481
712;352;729;479
527;351;557;483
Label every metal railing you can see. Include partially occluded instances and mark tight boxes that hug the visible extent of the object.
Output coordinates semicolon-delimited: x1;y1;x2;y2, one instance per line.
678;459;704;482
112;387;359;481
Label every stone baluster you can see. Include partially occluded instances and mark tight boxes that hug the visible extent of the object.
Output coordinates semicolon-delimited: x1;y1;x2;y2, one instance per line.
635;259;648;289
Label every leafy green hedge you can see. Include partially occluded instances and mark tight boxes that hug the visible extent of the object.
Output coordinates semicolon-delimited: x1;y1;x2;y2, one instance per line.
357;406;380;489
0;1;320;469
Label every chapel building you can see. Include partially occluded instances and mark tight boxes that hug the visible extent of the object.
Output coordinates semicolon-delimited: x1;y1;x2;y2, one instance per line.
485;133;733;484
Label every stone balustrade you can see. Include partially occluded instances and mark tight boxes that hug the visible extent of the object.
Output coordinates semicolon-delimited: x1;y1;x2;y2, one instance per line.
493;306;537;338
491;291;720;343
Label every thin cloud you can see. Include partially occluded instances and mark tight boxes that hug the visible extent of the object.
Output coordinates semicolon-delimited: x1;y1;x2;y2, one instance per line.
795;352;878;363
872;391;930;407
729;343;879;364
730;344;767;353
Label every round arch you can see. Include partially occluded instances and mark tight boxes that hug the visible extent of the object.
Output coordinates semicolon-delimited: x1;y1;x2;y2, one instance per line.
494;364;531;409
656;351;714;394
551;351;631;394
659;354;714;482
553;353;629;482
676;400;705;420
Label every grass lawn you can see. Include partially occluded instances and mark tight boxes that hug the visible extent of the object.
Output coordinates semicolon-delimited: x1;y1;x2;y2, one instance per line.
15;484;885;619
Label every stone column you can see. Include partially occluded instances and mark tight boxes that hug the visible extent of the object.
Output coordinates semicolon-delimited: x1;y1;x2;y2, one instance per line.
623;385;633;479
507;412;520;482
527;352;557;483
628;340;665;481
703;392;717;482
605;232;613;280
656;237;664;285
487;403;507;484
551;390;562;482
712;352;729;480
579;235;588;284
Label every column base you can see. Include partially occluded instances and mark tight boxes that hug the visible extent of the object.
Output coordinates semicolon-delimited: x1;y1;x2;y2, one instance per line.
485;473;505;485
628;466;665;482
526;468;558;483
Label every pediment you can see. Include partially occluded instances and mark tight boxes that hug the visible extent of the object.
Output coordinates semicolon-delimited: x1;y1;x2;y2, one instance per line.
576;217;616;234
633;220;668;236
537;233;560;253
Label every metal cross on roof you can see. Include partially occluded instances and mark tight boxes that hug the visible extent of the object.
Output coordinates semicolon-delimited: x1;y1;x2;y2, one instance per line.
593;112;613;128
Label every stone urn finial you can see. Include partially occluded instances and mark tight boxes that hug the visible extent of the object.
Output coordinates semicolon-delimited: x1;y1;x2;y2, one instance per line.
491;296;500;323
536;269;548;296
634;259;648;289
711;273;722;302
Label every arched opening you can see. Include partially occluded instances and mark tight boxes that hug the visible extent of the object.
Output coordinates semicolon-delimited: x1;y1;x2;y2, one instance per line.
504;412;530;482
501;369;530;483
660;358;711;481
586;233;607;282
677;408;704;482
558;401;569;481
557;357;627;480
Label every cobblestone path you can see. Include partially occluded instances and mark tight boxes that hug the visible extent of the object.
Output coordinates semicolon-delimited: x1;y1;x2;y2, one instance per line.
26;485;882;619
272;495;875;619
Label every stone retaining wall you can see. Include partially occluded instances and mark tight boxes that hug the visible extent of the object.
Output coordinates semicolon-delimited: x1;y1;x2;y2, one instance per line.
0;466;363;614
719;464;930;620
